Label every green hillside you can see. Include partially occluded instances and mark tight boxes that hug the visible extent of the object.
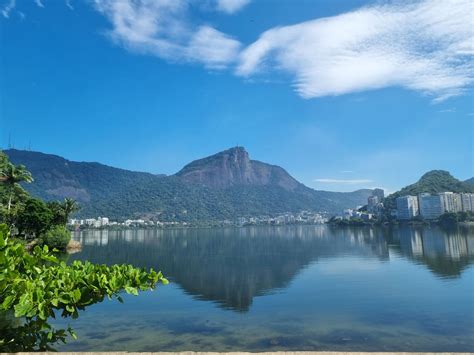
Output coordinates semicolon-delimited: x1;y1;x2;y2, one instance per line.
5;149;373;221
384;170;474;210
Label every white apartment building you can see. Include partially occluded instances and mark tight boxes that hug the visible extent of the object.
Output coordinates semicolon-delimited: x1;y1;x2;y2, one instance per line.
460;193;474;212
438;192;463;213
396;195;419;220
418;193;445;219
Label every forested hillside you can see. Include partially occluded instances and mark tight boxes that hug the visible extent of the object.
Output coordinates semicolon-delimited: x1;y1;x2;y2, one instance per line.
5;148;373;221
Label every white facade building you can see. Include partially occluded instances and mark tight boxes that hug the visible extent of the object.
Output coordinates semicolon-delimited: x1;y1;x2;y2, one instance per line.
460;193;474;212
438;192;462;213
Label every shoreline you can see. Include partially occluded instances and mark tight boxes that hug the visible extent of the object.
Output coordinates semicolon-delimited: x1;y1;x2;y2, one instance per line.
9;352;474;355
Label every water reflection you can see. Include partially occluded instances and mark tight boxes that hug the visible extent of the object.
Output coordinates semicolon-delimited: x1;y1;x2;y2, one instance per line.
71;225;474;312
392;226;474;278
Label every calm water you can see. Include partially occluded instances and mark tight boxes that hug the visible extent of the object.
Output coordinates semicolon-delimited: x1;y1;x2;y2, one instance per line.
52;225;473;352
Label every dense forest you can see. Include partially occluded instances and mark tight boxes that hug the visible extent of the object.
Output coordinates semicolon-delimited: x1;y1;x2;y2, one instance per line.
5;149;373;221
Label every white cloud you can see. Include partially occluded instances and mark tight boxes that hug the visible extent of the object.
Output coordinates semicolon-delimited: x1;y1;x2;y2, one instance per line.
65;0;73;10
314;178;374;184
216;0;250;14
93;0;240;69
187;26;241;68
1;0;16;18
238;0;473;101
34;0;44;8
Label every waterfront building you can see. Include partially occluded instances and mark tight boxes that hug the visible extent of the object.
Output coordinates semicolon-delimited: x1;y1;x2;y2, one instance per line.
438;192;462;213
84;218;96;226
418;193;444;219
460;193;474;212
396;195;419;220
343;209;354;220
367;195;378;211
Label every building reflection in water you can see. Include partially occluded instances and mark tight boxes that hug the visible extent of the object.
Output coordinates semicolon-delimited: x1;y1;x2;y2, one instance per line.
393;226;473;278
71;225;473;311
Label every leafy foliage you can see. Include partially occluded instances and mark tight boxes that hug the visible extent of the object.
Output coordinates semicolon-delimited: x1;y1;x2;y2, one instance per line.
0;161;34;212
15;198;53;238
40;225;71;251
0;224;168;351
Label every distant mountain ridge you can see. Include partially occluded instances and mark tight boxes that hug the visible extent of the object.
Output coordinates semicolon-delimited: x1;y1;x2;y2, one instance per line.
5;148;373;221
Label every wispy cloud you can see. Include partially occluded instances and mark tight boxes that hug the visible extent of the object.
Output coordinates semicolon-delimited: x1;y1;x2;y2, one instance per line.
238;0;473;102
314;178;374;184
216;0;250;14
340;170;354;174
6;0;471;102
65;0;73;10
1;0;16;18
438;108;456;113
93;0;240;69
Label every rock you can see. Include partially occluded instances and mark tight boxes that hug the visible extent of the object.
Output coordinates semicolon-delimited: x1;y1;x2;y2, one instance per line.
175;147;301;190
66;239;82;254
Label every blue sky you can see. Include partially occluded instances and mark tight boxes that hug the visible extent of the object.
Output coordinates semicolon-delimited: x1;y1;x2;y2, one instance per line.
1;0;473;193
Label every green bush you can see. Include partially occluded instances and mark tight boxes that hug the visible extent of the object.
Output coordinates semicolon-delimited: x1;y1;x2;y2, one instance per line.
0;223;168;351
41;226;71;251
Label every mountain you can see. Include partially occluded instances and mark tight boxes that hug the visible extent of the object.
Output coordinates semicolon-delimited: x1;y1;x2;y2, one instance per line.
465;177;474;187
4;148;373;221
384;170;474;210
176;147;300;191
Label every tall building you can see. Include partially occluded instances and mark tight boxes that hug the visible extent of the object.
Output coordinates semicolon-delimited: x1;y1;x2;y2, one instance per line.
372;188;385;201
396;195;419;220
460;193;474;212
418;193;444;219
367;195;378;213
438;192;462;212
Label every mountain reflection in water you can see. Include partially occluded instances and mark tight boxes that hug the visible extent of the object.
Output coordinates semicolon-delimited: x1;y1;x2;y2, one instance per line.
70;225;474;312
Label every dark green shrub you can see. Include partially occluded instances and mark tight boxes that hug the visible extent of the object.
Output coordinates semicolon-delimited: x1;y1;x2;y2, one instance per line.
41;225;71;251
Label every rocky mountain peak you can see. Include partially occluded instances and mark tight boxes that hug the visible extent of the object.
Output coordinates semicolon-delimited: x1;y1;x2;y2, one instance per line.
175;147;300;190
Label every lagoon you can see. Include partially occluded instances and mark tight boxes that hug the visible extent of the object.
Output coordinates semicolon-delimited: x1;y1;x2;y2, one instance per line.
54;225;473;352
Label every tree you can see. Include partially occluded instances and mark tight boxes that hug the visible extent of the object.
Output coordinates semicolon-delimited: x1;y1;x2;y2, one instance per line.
46;201;64;226
0;163;34;212
47;199;80;226
438;212;458;227
15;199;53;239
61;198;79;224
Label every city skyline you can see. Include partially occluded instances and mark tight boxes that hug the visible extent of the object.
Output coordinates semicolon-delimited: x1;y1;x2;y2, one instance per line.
1;0;473;193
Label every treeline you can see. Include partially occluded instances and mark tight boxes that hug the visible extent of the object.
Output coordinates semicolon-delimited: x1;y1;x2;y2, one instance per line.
0;152;78;250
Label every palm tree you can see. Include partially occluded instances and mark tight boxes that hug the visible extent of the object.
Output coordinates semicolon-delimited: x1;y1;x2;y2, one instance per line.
0;163;34;212
61;198;80;223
